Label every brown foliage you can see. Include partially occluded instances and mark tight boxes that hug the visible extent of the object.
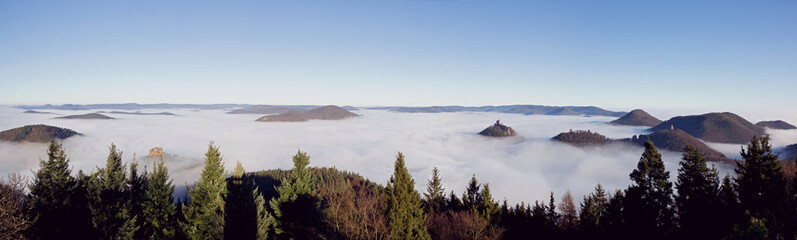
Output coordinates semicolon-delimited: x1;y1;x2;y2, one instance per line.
0;173;33;240
427;210;503;240
322;176;390;240
558;190;578;231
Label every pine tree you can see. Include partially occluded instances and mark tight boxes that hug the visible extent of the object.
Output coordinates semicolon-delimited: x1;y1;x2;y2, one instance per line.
182;143;227;240
269;150;322;239
90;143;138;239
580;195;599;234
604;189;625;239
624;140;674;239
735;136;790;239
384;152;430;240
27;141;85;239
463;174;482;212
141;158;177;239
424;167;445;210
479;183;499;223
226;162;273;240
675;145;721;239
128;161;149;239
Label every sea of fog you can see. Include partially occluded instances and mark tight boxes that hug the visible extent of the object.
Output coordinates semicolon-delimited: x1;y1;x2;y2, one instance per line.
2;105;796;204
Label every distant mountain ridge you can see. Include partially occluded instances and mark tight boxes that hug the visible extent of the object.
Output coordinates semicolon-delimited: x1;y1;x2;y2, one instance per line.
369;105;625;117
18;103;251;110
649;112;765;144
0;124;79;143
256;105;358;122
610;109;662;127
755;120;796;130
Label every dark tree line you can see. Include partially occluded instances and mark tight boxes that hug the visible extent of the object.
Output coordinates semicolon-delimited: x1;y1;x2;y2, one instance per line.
1;136;796;239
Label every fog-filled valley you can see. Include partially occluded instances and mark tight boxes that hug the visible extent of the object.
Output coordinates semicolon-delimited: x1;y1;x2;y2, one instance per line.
3;105;796;203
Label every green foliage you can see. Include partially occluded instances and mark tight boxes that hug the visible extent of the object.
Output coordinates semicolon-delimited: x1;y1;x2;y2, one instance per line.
141;158;177;239
90;143;138;239
225;162;273;240
424;167;445;210
463;174;482;213
479;183;499;223
735;135;789;239
676;144;722;239
269;150;323;239
579;184;607;235
624;140;675;239
384;152;430;240
27;141;80;239
726;211;769;240
128;161;149;239
181;143;227;240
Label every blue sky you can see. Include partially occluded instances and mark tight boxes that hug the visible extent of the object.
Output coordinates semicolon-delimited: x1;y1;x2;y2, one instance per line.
1;0;795;109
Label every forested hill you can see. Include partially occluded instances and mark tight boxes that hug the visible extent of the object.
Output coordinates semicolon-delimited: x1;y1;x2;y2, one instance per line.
256;105;358;122
649;112;765;144
623;129;730;163
610;109;663;127
0;124;79;143
756;120;797;130
552;130;612;146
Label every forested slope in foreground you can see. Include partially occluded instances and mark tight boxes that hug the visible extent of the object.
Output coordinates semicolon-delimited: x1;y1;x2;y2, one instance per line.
2;137;796;240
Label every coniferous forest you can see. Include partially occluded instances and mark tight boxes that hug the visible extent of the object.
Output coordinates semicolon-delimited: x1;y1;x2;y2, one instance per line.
1;136;796;240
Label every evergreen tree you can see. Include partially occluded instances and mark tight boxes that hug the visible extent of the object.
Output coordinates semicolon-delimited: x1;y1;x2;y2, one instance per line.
141;158;177;240
463;174;482;212
128;161;149;240
675;145;721;239
182;143;227;240
580;195;599;234
604;189;626;239
727;211;769;240
27;141;93;239
384;152;430;240
546;192;559;229
624;140;674;239
226;162;273;240
269;150;322;239
90;143;138;239
424;167;445;210
479;183;499;222
734;136;790;239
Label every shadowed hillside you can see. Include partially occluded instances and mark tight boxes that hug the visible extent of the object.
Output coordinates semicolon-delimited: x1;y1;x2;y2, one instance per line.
610;109;662;127
624;129;730;163
756;120;797;130
649;112;764;144
0;124;79;143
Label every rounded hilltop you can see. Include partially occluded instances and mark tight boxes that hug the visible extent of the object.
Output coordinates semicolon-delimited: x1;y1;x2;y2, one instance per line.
479;120;518;137
610;109;662;127
0;124;80;143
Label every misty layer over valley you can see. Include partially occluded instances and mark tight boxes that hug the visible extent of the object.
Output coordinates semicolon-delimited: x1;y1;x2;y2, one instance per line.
2;105;796;203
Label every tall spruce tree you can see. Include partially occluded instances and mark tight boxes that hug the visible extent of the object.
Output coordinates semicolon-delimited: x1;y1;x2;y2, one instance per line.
463;174;482;212
269;150;322;239
384;152;430;240
141;158;177;239
424;167;445;210
226;162;273;240
479;183;499;222
128;161;149;239
27;141;91;239
90;143;138;239
675;145;721;239
624;140;674;239
735;136;790;239
182;143;227;240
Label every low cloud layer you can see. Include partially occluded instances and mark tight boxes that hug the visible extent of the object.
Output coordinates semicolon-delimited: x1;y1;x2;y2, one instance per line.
1;106;795;203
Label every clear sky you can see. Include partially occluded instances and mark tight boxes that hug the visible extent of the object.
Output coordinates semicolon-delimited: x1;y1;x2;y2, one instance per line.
1;0;795;109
